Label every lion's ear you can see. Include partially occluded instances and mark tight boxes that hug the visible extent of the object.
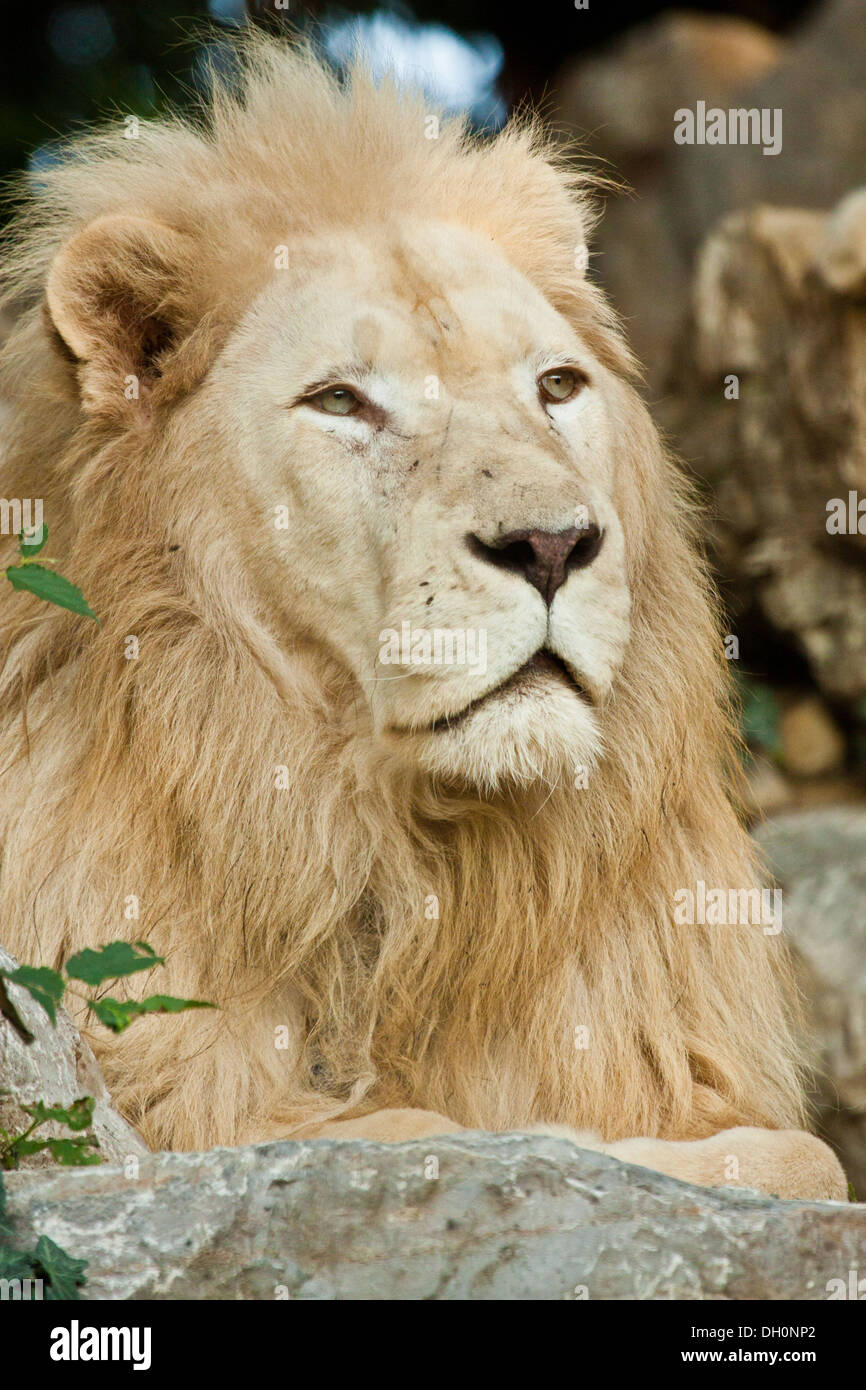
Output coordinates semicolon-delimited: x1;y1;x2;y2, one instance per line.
45;213;196;413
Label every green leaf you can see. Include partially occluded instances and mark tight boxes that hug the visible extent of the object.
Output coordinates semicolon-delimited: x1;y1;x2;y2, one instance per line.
135;994;215;1016
0;1172;87;1297
65;940;164;986
19;523;48;557
34;1235;88;1300
5;563;98;622
41;1138;101;1167
21;1096;95;1133
89;993;214;1034
12;1135;98;1166
0;1246;35;1281
0;965;65;1026
11;1139;50;1157
0;1171;18;1237
87;996;133;1032
0;976;35;1043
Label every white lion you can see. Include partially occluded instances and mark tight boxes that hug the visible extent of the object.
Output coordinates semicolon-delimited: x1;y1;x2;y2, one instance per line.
0;34;845;1201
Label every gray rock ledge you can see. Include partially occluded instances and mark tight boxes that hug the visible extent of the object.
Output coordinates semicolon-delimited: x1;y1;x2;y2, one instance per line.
4;1133;863;1300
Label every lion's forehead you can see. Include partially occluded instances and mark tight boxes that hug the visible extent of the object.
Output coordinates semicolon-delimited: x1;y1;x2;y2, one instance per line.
245;220;578;387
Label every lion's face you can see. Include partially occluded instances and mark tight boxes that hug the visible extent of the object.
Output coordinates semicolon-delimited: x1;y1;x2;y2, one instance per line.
209;220;631;788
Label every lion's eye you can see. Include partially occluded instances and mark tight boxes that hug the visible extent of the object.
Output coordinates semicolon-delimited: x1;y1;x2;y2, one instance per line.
538;368;587;404
310;386;362;415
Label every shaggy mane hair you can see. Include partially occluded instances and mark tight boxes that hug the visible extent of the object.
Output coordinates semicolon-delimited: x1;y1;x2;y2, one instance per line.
0;32;806;1150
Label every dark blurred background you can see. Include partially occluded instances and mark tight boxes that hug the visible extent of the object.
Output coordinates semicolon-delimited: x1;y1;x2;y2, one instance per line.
0;0;818;187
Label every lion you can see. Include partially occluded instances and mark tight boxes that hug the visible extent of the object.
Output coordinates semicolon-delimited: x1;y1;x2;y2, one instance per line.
0;33;846;1201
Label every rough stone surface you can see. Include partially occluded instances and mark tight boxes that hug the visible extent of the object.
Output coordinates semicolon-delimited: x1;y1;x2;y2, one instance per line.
669;197;866;705
0;944;147;1168
3;1132;863;1300
554;12;781;386
555;0;866;716
756;808;866;1196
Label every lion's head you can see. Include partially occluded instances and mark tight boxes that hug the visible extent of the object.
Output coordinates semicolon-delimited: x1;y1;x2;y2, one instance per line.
0;35;806;1150
22;40;646;797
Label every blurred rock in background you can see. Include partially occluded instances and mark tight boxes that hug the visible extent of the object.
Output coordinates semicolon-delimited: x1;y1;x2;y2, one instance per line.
555;0;866;806
671;195;866;707
554;0;866;395
555;10;783;391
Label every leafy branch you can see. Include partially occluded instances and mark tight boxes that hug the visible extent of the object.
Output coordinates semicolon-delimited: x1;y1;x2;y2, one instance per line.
0;1096;99;1172
0;940;214;1170
0;938;214;1043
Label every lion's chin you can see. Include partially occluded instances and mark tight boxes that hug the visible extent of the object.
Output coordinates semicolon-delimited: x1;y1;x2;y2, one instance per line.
414;682;603;794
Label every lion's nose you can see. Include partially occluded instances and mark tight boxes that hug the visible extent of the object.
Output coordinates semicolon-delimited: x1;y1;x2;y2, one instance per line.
466;522;604;606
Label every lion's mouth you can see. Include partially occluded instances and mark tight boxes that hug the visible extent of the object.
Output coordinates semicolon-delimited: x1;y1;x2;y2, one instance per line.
428;649;589;734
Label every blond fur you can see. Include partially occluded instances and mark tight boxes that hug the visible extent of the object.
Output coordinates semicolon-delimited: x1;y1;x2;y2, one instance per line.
0;33;811;1163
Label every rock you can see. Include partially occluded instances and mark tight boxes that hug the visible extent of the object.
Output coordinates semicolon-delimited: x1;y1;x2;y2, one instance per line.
554;0;866;695
3;1132;863;1300
669;195;866;707
0;944;147;1168
755;808;866;1197
780;698;846;778
555;0;866;394
555;12;780;168
669;0;866;261
744;754;792;819
554;12;781;390
818;188;866;297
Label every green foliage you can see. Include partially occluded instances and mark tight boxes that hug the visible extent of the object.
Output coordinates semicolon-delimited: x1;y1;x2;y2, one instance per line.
6;564;98;621
0;964;64;1027
20;1096;95;1132
1;1097;100;1171
0;1170;88;1299
0;937;214;1042
65;939;163;986
0;932;215;1296
19;526;48;558
0;932;214;1173
88;992;214;1033
5;528;98;622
